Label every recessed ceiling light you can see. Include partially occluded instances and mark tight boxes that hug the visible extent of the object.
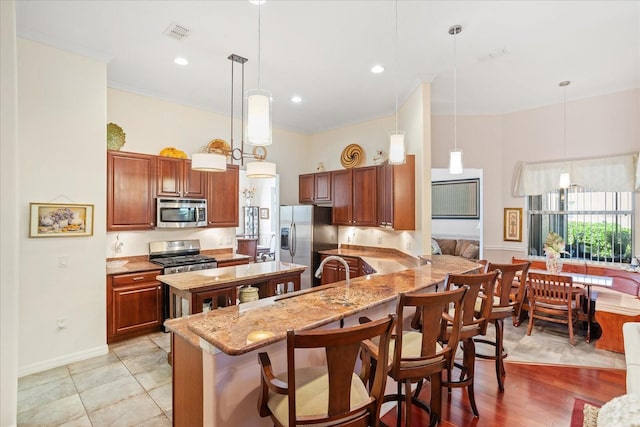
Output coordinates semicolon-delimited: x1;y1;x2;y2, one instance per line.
371;64;384;74
249;0;266;4
174;57;189;66
291;95;302;103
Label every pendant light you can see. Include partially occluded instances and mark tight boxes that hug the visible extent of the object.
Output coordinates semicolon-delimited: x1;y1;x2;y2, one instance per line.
192;151;226;171
559;80;571;189
388;0;406;165
246;1;272;147
448;24;463;175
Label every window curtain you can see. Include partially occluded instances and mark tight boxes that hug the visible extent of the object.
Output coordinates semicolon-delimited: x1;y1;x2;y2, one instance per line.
513;153;638;196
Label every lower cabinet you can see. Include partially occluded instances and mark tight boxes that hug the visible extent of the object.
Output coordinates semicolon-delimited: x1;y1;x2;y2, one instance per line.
107;270;163;343
319;255;363;285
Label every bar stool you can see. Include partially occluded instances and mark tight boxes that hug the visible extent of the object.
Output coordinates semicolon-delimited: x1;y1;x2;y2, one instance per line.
360;286;468;427
438;271;497;417
257;314;396;427
475;261;531;392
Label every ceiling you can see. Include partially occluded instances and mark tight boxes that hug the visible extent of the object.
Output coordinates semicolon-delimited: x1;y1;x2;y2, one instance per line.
16;0;640;134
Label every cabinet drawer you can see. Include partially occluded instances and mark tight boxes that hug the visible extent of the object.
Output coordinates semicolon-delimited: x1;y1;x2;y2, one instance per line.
112;270;161;286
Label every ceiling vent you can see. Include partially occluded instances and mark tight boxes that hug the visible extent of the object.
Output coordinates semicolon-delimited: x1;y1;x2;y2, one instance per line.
163;23;190;41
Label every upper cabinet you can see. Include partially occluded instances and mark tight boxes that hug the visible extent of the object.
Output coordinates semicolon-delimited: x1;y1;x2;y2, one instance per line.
331;166;377;226
107;150;157;231
206;164;239;227
157;157;206;199
299;172;331;204
377;155;415;230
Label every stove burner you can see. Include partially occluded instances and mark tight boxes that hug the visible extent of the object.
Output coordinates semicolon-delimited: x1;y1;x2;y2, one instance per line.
151;254;216;268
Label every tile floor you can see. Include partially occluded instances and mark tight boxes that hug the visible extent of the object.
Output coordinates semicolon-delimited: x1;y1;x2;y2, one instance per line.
17;332;172;427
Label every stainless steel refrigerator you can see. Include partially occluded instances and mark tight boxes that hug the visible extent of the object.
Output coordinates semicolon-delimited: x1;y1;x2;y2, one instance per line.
280;205;338;289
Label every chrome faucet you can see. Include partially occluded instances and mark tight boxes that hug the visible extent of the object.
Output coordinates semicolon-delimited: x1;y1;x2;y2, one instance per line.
315;255;350;287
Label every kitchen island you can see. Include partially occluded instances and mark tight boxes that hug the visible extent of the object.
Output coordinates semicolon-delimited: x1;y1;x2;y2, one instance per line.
158;261;307;318
165;255;480;426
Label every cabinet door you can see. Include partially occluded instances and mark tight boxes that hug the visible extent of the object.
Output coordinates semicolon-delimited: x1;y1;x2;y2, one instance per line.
314;172;331;202
388;155;415;231
352;166;377;226
331;169;353;225
207;164;239;227
299;174;315;203
321;262;341;285
157;157;182;197
377;164;391;227
108;271;163;342
183;160;206;198
107;151;156;231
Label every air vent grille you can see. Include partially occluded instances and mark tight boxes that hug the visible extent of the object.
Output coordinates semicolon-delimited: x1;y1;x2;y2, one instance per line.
163;23;190;41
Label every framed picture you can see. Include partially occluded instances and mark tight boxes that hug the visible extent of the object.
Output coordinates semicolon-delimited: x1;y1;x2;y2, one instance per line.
432;179;480;219
260;208;269;219
504;207;523;242
30;203;94;238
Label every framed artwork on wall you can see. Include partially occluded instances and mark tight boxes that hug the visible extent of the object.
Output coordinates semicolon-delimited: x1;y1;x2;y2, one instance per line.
504;207;522;242
29;203;94;238
260;208;269;219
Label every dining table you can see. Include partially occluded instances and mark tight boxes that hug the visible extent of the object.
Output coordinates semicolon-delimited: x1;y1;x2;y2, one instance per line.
527;269;613;342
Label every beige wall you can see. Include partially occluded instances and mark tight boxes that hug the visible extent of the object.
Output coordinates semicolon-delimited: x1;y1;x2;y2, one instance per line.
1;1;20;424
17;39;108;374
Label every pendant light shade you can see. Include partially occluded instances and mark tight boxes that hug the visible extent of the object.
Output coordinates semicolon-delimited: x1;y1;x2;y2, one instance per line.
388;131;406;165
192;152;226;172
246;160;276;178
449;149;463;174
559;172;571;189
246;89;272;146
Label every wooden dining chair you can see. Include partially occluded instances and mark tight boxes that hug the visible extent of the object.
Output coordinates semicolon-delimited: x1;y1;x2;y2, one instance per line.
526;272;579;345
474;261;530;392
440;271;498;417
257;314;396;427
360;286;468;427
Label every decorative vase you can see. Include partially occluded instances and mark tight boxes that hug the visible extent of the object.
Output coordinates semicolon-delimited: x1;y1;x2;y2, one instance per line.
546;253;563;273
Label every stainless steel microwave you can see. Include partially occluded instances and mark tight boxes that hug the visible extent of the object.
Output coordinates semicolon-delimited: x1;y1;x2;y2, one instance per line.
156;198;207;228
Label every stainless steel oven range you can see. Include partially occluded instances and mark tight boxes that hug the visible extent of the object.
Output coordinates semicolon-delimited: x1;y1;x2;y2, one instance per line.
149;239;217;328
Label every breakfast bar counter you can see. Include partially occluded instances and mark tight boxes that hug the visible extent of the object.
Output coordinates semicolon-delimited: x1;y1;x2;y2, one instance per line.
164;255;480;426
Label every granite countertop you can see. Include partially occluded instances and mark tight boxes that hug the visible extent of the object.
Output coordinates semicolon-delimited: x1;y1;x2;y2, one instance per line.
165;255;480;355
105;250;250;276
318;246;424;275
156;261;307;291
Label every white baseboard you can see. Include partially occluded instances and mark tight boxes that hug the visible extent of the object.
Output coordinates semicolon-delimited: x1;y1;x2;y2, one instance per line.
432;234;480;240
18;345;109;378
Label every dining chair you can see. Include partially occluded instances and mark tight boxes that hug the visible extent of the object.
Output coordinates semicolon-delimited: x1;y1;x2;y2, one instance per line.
360;286;468;427
474;261;531;392
526;272;579;345
440;271;498;417
257;314;396;427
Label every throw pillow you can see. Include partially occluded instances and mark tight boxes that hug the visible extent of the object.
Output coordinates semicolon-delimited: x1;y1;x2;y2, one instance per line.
461;244;479;260
431;239;442;255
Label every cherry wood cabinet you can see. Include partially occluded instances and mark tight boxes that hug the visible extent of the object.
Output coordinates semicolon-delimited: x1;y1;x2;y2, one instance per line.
157;157;206;198
331;167;377;226
206;164;239;227
319;254;363;285
299;172;332;204
216;258;250;268
377;154;415;230
194;287;236;313
107;150;157;231
107;270;163;343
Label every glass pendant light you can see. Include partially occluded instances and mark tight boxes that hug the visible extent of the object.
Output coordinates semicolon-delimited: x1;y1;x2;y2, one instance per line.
559;80;571;189
388;0;406;165
246;1;272;146
448;24;463;175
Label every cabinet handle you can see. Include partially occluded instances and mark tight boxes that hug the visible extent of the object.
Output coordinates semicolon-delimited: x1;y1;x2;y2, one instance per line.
157;286;161;289
132;276;145;281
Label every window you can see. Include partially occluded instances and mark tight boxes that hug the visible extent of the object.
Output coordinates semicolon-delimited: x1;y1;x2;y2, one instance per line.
527;188;633;264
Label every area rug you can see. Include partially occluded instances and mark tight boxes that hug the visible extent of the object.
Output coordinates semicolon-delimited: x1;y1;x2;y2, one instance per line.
477;319;626;369
571;398;601;427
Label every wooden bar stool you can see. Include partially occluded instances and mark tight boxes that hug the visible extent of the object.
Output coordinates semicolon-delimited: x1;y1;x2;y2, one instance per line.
475;262;530;392
257;314;396;427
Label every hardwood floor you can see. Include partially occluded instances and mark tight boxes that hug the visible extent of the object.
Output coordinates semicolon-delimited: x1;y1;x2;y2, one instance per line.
380;359;626;426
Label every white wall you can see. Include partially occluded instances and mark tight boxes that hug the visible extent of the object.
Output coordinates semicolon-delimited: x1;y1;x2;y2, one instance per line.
1;1;20;424
17;39;108;375
106;89;308;256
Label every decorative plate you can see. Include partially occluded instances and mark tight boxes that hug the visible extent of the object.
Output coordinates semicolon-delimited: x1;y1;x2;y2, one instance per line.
340;143;365;168
159;147;187;159
207;139;232;157
107;123;126;151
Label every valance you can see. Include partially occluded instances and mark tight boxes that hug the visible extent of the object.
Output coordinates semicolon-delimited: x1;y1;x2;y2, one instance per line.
513;153;638;196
